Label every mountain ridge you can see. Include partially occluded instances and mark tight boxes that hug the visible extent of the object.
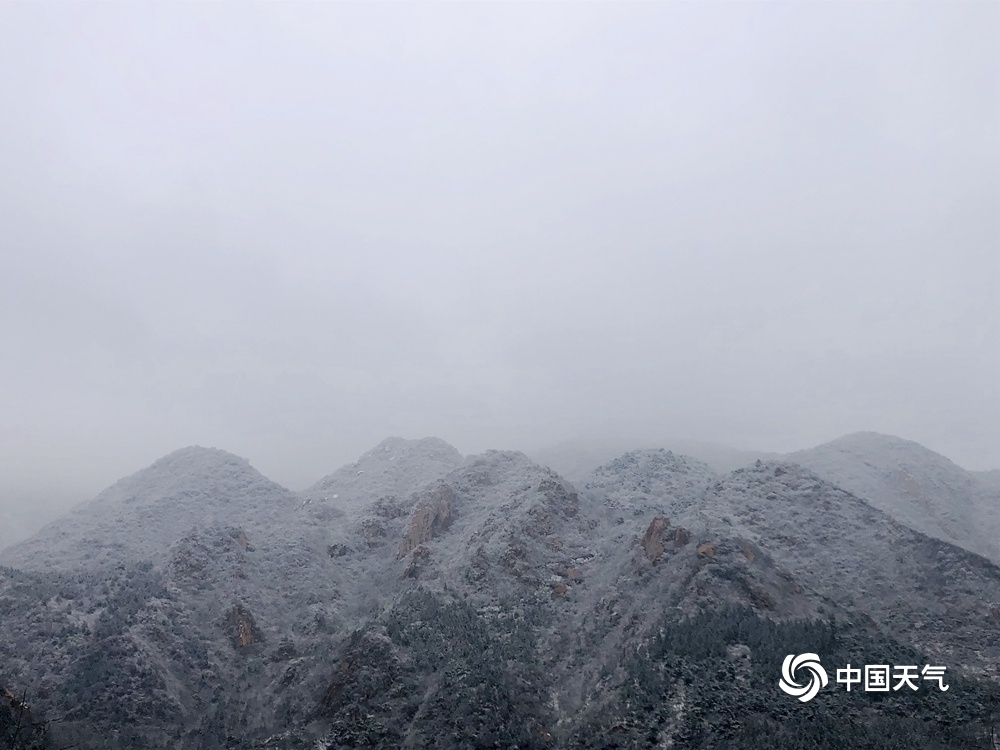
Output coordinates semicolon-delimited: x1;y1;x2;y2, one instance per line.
790;431;1000;562
0;445;299;572
1;433;998;749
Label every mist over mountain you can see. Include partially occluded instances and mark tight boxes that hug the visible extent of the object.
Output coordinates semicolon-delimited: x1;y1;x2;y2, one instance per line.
0;490;81;558
528;439;781;484
301;436;465;506
1;447;300;573
977;469;1000;491
1;3;995;748
0;433;998;749
790;432;1000;563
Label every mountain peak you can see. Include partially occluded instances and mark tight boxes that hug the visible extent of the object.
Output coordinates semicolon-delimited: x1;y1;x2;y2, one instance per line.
790;432;1000;562
84;445;272;508
304;437;464;502
808;432;961;467
583;448;717;516
152;444;251;466
0;446;295;571
361;436;463;464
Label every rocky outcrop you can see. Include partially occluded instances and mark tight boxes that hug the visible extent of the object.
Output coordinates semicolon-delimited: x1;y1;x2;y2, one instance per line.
5;435;1000;750
226;604;261;649
397;485;457;559
790;431;1000;563
641;516;692;562
557;565;584;582
642;516;672;562
401;545;431;579
0;446;297;573
231;528;251;552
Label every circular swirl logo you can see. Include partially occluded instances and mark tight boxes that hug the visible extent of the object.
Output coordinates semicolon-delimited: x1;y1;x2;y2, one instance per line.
779;653;828;702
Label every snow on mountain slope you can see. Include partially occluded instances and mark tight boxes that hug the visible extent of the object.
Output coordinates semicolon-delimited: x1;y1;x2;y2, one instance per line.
582;448;718;516
529;439;778;483
788;432;1000;562
0;490;77;554
300;436;464;504
582;454;1000;679
3;435;1000;750
975;468;1000;491
0;446;299;572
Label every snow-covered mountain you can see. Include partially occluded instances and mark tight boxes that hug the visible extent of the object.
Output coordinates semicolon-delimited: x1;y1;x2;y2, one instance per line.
788;432;1000;562
301;436;465;505
0;446;300;572
529;438;778;483
0;434;997;750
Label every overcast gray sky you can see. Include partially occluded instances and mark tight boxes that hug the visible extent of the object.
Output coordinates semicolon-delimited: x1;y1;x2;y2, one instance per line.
1;1;997;504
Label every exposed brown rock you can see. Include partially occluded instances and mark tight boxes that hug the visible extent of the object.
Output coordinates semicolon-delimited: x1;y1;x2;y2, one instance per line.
554;565;583;582
642;516;671;562
232;528;250;552
401;544;431;579
741;543;756;562
697;543;717;558
551;582;568;599
673;526;691;547
226;604;260;649
546;536;563;552
398;484;457;559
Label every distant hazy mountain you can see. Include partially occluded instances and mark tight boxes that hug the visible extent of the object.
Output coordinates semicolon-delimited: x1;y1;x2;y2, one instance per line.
529;438;778;482
788;431;1000;563
0;435;998;750
974;468;1000;491
0;446;300;572
301;435;465;505
0;489;81;554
